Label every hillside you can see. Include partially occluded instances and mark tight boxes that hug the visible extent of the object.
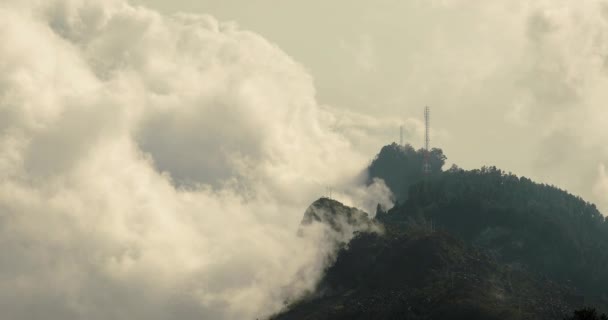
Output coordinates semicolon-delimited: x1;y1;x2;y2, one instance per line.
300;197;373;233
271;144;608;319
370;144;608;296
273;230;580;320
381;168;608;297
367;143;446;203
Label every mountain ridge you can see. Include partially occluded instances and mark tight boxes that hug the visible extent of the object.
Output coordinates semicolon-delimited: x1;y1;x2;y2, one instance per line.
272;143;608;319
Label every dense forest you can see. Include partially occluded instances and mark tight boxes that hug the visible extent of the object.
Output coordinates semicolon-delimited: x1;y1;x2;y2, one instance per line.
273;143;608;319
367;143;446;202
372;147;608;296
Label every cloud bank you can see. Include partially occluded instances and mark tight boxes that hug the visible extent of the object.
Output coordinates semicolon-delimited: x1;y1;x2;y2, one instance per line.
0;1;392;319
139;0;608;213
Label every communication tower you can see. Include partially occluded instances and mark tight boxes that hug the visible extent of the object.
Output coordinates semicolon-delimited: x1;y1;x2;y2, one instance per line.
423;107;431;175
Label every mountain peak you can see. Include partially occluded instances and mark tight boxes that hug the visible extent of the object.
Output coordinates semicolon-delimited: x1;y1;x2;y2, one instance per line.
301;198;372;234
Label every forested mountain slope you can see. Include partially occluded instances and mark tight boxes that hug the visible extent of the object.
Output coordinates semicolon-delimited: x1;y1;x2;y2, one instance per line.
272;144;608;319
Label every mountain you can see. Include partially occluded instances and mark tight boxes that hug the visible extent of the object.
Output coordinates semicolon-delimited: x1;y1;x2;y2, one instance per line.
273;229;579;320
300;197;373;233
271;144;608;319
381;165;608;297
367;143;446;203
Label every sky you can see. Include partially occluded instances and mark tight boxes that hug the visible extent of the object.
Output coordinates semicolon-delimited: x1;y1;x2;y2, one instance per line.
0;0;607;319
134;0;608;211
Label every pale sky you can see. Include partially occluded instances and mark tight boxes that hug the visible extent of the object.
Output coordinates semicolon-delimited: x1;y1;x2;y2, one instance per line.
131;0;608;211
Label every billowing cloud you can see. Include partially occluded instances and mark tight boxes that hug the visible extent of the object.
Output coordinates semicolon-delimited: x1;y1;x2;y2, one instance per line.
5;0;608;318
0;1;391;319
136;0;608;213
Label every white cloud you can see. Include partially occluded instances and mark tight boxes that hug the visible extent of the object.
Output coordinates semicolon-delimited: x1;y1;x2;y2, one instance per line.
0;1;391;319
133;0;608;213
5;0;608;318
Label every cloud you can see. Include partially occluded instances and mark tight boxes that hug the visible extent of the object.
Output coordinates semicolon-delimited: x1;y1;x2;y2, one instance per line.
342;177;394;216
137;0;608;213
0;1;391;319
5;0;608;318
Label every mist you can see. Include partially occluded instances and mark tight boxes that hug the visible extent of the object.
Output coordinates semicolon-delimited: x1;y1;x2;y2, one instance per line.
3;0;608;319
0;1;390;319
136;0;608;213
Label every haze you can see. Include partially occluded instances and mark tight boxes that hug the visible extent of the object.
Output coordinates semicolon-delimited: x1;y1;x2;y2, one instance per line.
136;0;608;211
0;0;607;319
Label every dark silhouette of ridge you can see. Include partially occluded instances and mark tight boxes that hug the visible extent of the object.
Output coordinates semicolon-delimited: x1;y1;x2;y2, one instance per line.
272;144;608;319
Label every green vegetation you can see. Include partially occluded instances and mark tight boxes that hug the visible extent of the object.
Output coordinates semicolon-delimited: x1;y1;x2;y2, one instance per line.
564;308;608;320
367;143;446;202
274;144;608;319
382;165;608;296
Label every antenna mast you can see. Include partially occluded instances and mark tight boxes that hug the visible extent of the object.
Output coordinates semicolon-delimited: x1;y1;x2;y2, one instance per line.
423;106;431;175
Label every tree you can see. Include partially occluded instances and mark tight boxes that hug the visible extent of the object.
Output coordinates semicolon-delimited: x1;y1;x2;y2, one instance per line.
367;143;447;202
564;308;608;320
